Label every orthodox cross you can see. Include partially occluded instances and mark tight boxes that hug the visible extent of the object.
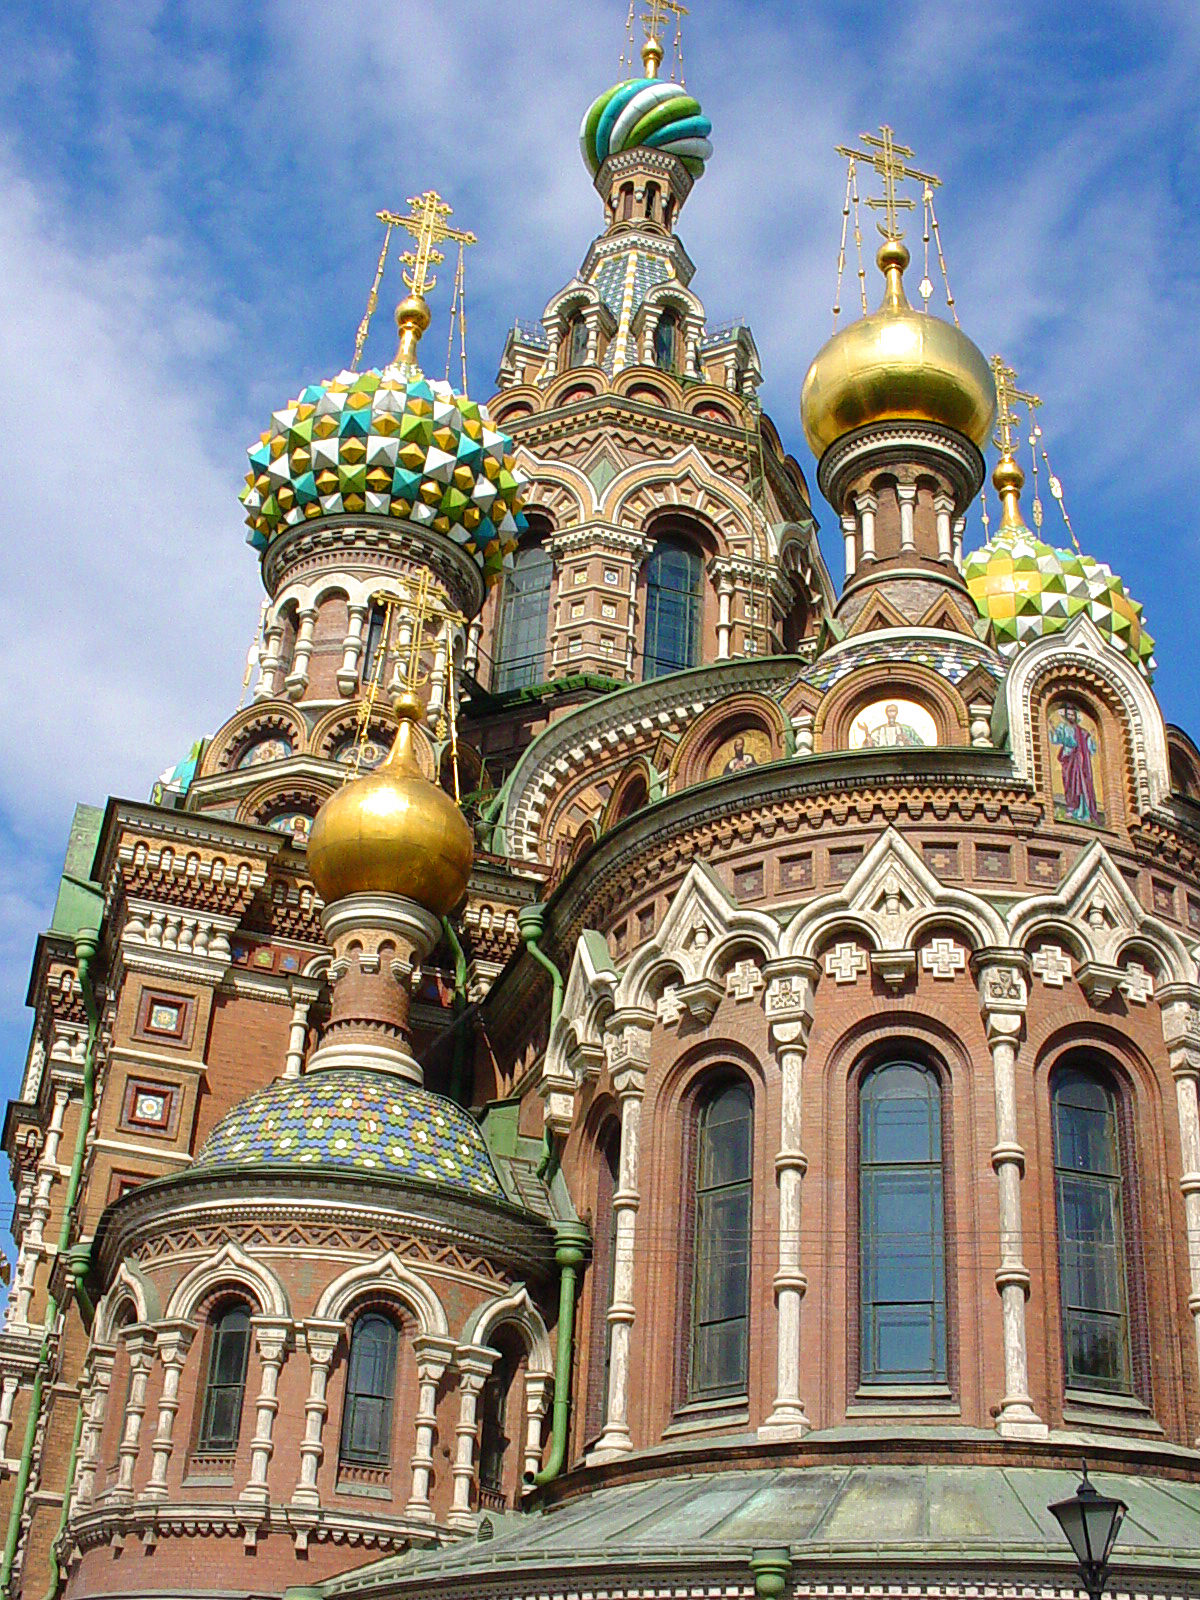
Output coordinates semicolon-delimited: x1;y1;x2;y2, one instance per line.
836;125;940;240
378;190;477;301
990;355;1042;457
640;0;687;76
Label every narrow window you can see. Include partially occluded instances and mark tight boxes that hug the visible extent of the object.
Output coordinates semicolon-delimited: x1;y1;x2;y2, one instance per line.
339;1313;398;1466
495;540;553;691
1053;1065;1133;1394
645;180;660;222
643;537;702;678
654;309;680;373
197;1303;251;1453
689;1081;753;1400
566;313;589;370
478;1343;517;1507
859;1061;947;1385
361;602;387;685
620;182;634;221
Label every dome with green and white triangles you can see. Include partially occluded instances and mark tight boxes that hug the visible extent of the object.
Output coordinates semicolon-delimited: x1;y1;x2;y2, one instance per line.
965;524;1155;678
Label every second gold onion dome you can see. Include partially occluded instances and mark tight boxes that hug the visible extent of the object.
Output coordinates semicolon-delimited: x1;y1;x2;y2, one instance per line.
307;693;474;917
801;239;995;458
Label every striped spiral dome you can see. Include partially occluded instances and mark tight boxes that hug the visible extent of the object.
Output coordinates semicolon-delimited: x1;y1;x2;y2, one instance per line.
580;78;713;179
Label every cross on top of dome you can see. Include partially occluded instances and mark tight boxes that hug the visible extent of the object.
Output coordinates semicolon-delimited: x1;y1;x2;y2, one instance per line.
835;124;940;243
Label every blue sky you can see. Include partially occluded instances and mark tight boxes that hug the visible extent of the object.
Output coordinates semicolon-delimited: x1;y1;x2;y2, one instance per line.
0;1;1197;1172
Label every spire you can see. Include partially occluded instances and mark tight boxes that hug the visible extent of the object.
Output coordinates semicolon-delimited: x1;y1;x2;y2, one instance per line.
375;191;477;371
638;0;688;78
989;355;1042;534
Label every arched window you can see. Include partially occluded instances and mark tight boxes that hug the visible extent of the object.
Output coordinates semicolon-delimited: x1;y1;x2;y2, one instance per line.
361;601;387;685
620;182;634;221
586;1124;621;1435
339;1312;399;1466
495;539;553;692
643;537;702;678
478;1339;519;1508
654;309;680;373
689;1081;753;1401
197;1302;251;1454
1052;1064;1134;1395
566;312;589;370
645;180;660;222
859;1061;947;1386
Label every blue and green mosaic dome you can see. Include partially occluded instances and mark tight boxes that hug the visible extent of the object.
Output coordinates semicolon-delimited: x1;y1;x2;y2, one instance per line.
965;525;1155;678
580;78;713;179
194;1070;505;1199
240;368;529;588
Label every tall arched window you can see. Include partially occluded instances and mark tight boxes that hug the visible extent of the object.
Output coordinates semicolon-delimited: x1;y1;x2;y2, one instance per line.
361;600;387;685
495;539;553;691
339;1312;399;1466
689;1081;753;1401
566;312;589;370
645;180;660;222
197;1302;251;1454
478;1338;519;1508
655;309;680;372
643;537;702;678
586;1124;621;1435
620;182;634;221
1052;1064;1134;1395
859;1061;947;1386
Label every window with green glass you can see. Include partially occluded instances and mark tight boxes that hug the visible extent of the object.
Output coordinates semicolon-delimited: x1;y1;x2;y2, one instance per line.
1052;1065;1133;1394
197;1303;251;1453
859;1061;947;1385
495;541;552;691
689;1081;753;1400
339;1313;398;1466
643;538;702;679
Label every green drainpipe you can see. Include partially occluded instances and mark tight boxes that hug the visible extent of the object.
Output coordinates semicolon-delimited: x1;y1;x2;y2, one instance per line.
1;929;100;1599
532;1221;590;1486
440;915;471;1107
517;906;564;1182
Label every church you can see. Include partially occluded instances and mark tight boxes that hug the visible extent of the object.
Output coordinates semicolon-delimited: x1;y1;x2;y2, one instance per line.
3;11;1200;1600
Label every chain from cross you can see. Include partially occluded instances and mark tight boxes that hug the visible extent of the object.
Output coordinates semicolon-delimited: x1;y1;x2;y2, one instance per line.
641;0;687;49
375;573;467;696
836;125;940;241
990;355;1042;457
376;191;477;302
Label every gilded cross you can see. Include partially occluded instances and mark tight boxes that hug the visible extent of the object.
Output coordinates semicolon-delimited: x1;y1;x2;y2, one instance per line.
990;355;1042;457
377;191;477;301
640;0;687;74
836;125;940;240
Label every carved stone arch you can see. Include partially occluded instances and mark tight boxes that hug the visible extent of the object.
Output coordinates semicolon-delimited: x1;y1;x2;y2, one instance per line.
544;369;607;407
1012;914;1095;968
615;860;780;1008
235;777;336;836
1005;614;1170;815
601;758;654;830
488;384;544;425
543;931;618;1135
200;701;307;778
781;826;1007;961
681;385;742;426
667;691;787;792
602;444;758;548
813;658;969;753
641;279;705;321
460;1284;553;1378
511;446;591;524
95;1261;160;1346
542;282;600;327
310;579;351;609
310;701;399;763
1167;726;1200;802
610;367;686;409
164;1242;289;1323
314;1251;449;1337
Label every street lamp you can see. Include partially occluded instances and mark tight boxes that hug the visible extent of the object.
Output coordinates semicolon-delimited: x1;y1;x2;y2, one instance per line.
1048;1462;1128;1600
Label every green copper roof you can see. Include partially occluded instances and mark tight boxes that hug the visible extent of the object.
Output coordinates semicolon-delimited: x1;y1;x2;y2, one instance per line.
50;804;103;938
580;78;713;178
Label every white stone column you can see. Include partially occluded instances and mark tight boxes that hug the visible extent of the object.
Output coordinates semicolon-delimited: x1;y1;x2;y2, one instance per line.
15;1086;70;1326
897;484;917;551
952;516;965;568
336;603;369;696
933;492;955;560
113;1327;156;1500
284;606;318;699
144;1321;197;1499
72;1350;115;1508
759;960;818;1440
405;1335;453;1522
448;1352;495;1531
841;513;857;581
427;630;450;723
855;492;877;561
1160;985;1200;1440
463;619;483;681
284;977;322;1078
589;1008;653;1462
291;1320;341;1509
255;621;285;700
975;955;1047;1438
716;576;734;659
0;1373;21;1461
522;1372;551;1486
240;1318;290;1503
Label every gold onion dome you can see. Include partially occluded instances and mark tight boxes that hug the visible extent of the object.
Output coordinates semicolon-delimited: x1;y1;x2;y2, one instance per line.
307;693;474;916
801;240;996;458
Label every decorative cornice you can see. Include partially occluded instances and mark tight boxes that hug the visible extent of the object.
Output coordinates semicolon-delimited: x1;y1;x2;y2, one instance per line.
818;419;985;515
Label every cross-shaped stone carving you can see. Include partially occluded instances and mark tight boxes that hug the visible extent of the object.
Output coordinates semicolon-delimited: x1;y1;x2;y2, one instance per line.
656;986;684;1026
1119;962;1154;1005
725;959;764;1002
1031;945;1073;987
922;937;965;980
825;942;868;985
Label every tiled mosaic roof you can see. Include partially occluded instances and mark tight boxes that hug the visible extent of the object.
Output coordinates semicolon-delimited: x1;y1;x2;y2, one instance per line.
240;368;528;589
965;527;1155;678
806;635;1005;692
194;1070;505;1199
580;78;713;178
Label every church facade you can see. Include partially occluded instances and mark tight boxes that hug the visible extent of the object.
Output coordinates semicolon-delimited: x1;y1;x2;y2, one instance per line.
3;27;1200;1600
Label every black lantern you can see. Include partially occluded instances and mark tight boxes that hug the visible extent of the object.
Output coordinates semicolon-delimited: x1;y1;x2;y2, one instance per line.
1048;1463;1128;1600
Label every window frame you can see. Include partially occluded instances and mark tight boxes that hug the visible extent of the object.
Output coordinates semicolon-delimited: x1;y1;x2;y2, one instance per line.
495;536;554;692
338;1310;400;1469
196;1300;252;1457
642;535;703;680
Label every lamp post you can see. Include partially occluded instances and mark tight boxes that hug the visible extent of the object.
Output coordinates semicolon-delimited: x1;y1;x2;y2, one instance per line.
1048;1462;1128;1600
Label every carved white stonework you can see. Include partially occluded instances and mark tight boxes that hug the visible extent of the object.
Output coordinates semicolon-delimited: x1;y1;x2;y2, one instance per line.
1031;945;1073;987
1120;961;1154;1005
825;942;868;985
656;985;684;1026
725;959;764;1002
922;937;966;980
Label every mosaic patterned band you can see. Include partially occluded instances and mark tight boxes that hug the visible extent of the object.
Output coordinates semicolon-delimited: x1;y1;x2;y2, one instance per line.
580;78;713;178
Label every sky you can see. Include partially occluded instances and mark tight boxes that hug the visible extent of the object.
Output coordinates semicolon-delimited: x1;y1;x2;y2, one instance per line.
0;1;1198;1204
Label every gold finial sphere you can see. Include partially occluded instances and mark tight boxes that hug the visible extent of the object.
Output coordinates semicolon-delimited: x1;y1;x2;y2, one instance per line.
395;294;432;336
877;237;911;275
992;456;1025;496
641;34;664;75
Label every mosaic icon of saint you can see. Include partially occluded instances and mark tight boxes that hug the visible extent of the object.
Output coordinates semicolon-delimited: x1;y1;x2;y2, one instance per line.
1050;703;1101;824
858;703;924;748
724;735;758;773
